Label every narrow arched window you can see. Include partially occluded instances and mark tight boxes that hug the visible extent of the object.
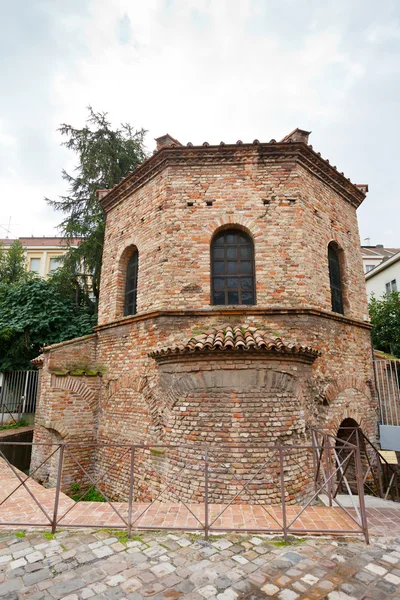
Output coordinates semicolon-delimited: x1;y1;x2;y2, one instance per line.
328;244;344;314
211;229;255;305
124;251;138;316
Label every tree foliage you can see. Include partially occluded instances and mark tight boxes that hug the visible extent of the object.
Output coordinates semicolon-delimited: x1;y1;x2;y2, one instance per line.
0;276;96;371
0;240;26;284
369;292;400;357
46;106;147;304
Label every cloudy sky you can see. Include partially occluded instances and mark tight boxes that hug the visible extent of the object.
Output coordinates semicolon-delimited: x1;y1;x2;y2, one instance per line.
1;0;399;246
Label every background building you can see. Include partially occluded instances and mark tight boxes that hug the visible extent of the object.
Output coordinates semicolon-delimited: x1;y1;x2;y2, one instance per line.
365;250;400;299
361;243;400;274
0;237;80;277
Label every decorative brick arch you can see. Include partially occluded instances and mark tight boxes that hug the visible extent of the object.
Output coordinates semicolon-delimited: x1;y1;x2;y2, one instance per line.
321;375;375;434
36;420;69;439
115;237;143;263
114;242;141;318
321;375;371;406
155;366;305;438
105;374;147;399
328;408;365;434
51;375;97;408
204;215;263;241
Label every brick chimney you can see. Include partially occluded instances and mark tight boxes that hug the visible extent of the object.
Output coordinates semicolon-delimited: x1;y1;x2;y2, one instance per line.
155;134;182;151
280;128;311;144
96;189;109;200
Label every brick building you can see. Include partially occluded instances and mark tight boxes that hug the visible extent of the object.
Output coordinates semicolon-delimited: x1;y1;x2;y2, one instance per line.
31;128;378;503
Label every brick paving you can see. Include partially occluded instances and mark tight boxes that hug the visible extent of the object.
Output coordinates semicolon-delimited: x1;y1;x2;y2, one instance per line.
1;528;400;599
1;458;400;538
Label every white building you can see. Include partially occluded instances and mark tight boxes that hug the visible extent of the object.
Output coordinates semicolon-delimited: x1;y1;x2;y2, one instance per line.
361;244;400;274
365;250;400;299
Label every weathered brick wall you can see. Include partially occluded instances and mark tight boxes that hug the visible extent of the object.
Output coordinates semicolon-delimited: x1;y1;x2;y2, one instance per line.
87;311;377;502
98;147;367;324
31;337;101;493
32;139;378;503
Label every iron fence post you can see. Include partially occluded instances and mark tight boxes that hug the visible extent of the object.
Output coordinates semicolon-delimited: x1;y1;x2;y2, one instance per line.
326;435;333;506
204;446;209;540
311;430;318;492
354;441;369;544
279;446;288;541
51;443;65;534
127;446;135;537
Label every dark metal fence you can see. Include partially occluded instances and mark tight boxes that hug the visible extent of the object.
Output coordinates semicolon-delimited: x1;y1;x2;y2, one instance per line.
0;370;38;426
0;431;369;543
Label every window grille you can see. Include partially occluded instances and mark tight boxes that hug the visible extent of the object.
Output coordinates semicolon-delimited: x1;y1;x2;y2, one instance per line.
124;251;138;316
211;230;255;305
328;244;344;314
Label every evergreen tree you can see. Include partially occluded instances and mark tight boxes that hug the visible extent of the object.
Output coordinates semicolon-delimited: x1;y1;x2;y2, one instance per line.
0;240;26;284
46;106;147;306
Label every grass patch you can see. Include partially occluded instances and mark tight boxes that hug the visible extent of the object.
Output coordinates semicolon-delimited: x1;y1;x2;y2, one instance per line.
15;531;25;538
96;529;145;545
44;532;56;540
0;418;29;431
269;537;306;547
69;484;106;502
61;544;67;551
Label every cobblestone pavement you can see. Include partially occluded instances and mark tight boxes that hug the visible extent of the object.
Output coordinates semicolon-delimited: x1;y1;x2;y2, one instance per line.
1;529;400;600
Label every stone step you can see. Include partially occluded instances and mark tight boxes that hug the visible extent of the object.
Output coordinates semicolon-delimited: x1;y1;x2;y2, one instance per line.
319;493;400;508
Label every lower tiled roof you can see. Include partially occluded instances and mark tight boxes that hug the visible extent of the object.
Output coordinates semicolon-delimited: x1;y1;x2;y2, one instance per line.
150;325;320;360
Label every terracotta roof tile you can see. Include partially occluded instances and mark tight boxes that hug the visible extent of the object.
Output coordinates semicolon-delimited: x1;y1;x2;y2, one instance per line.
0;237;82;247
150;325;320;361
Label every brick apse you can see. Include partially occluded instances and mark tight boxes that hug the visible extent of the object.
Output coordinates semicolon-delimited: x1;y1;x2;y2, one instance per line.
31;129;378;503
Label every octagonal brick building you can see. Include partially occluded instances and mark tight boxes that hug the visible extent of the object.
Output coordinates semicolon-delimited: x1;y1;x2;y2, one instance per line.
31;128;378;503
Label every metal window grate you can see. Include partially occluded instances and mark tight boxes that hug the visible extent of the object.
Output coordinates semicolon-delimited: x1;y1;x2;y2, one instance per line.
124;251;138;316
328;245;344;314
211;230;255;305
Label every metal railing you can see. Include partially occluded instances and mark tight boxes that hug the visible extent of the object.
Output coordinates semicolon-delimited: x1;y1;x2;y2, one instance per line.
0;370;38;426
336;426;399;502
374;359;400;426
0;431;369;542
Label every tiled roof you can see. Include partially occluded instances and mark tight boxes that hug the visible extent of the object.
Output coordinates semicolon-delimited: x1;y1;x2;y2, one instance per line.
361;246;400;258
150;325;320;361
0;237;81;247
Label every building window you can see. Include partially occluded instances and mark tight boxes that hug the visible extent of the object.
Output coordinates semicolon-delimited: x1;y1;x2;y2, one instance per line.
328;244;344;314
49;257;60;273
29;258;40;273
365;265;374;273
124;251;138;316
386;279;397;295
211;229;255;305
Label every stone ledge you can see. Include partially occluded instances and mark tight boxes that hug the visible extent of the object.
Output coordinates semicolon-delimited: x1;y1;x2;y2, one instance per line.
95;307;372;333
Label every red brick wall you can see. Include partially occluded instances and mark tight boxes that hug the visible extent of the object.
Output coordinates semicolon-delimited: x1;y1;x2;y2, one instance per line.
98;150;367;324
31;142;378;503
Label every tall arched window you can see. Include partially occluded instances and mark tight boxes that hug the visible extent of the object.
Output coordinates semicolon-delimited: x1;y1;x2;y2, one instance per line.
328;243;344;314
124;251;138;316
211;229;255;305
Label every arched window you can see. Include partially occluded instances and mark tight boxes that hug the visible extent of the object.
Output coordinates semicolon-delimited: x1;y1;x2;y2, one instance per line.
211;229;255;305
328;244;344;314
124;251;138;316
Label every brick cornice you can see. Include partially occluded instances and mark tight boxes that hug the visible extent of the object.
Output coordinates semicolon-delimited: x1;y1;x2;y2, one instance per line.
99;142;366;213
94;307;372;333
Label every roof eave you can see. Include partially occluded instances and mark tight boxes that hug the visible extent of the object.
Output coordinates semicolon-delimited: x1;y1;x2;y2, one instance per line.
99;141;367;213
